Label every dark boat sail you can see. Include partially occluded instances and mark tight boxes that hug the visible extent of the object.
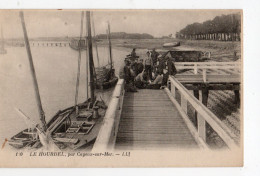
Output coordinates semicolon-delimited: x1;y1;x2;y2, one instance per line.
0;26;7;54
8;11;107;151
95;21;118;89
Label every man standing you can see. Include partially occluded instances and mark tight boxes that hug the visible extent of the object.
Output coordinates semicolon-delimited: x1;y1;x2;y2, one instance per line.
144;51;153;80
123;59;132;84
166;56;177;76
151;48;159;67
130;48;137;58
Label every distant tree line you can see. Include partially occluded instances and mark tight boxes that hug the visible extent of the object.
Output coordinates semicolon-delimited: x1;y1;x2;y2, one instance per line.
176;13;241;41
96;32;154;39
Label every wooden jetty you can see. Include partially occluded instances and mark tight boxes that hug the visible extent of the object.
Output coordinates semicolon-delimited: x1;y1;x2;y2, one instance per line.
92;62;241;151
115;89;199;150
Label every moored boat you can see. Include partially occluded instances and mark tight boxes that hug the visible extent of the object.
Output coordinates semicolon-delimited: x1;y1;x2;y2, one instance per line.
93;21;118;90
163;41;181;48
8;11;108;151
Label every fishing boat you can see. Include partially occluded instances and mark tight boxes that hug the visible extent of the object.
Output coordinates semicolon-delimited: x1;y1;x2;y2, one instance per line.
0;26;7;54
93;20;118;90
8;11;108;151
95;65;118;89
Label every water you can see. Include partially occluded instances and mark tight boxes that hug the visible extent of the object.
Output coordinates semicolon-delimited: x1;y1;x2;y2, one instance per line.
0;45;130;144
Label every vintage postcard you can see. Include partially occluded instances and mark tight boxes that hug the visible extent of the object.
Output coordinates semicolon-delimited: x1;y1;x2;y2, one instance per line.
0;9;243;167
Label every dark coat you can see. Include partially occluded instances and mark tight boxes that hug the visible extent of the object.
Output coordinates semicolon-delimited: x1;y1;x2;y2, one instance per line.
167;60;177;76
124;66;132;84
157;58;166;74
136;62;144;75
151;51;159;64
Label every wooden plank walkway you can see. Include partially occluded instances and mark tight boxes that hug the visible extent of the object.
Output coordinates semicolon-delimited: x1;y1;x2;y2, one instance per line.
115;89;198;150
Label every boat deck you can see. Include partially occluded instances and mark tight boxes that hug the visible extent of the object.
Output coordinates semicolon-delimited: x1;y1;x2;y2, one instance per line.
115;89;198;150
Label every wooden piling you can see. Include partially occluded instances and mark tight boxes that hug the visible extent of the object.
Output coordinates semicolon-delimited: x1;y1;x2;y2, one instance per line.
193;89;199;127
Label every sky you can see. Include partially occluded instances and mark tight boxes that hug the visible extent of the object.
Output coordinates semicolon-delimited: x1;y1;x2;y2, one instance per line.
0;10;240;39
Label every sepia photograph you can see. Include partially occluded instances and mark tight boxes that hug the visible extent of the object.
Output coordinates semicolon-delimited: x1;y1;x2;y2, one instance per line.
0;9;242;167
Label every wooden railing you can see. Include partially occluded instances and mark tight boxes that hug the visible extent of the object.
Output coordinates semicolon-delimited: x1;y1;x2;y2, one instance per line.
165;76;238;149
92;79;125;151
175;62;241;83
175;62;241;74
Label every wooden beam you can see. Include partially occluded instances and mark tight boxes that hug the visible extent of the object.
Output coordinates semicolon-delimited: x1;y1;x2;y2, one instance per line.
184;84;240;90
198;113;206;142
202;89;209;107
175;74;241;84
193;90;199;127
181;94;188;114
171;82;176;98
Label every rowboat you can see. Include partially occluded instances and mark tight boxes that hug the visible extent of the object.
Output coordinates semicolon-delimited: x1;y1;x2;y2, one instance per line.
163;41;181;48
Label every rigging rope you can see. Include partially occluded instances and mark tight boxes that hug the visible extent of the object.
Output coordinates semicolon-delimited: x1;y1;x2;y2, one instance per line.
74;11;84;107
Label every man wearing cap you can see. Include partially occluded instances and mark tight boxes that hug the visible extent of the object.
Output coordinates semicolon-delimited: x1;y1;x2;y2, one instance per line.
144;51;153;80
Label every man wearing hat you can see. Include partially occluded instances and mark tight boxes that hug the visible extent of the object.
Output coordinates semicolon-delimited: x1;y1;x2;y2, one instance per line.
122;58;137;92
151;48;159;66
131;48;137;58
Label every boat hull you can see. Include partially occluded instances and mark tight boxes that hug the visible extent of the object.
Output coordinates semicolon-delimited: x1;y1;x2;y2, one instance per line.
8;101;107;150
96;77;118;90
163;42;181;48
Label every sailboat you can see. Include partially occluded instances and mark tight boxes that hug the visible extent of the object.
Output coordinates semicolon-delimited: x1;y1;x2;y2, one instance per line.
95;21;118;89
0;26;7;54
8;11;107;150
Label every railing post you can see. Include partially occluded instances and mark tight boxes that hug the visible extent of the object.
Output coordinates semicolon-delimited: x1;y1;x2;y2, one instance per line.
194;63;198;74
193;89;199;127
171;81;176;98
202;69;207;82
198;113;206;141
181;94;187;114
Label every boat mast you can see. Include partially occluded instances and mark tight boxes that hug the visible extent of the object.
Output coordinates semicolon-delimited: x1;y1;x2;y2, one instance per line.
106;29;109;65
86;11;95;103
107;21;113;68
75;11;84;109
91;12;100;67
19;11;47;130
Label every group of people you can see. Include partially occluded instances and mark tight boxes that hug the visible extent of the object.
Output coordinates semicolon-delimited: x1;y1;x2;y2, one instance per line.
121;48;177;92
